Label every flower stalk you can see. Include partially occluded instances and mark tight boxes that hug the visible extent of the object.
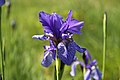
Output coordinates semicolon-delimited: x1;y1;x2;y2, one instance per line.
0;7;5;80
102;12;107;80
55;56;60;80
55;49;65;80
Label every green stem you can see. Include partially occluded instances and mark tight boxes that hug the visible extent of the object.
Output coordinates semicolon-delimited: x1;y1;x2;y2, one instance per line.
59;61;65;80
55;49;65;80
102;12;107;80
0;7;5;80
56;57;60;80
55;57;65;80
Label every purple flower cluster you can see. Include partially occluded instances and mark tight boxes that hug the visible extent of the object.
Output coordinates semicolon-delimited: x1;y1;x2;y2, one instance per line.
32;10;84;66
32;10;102;80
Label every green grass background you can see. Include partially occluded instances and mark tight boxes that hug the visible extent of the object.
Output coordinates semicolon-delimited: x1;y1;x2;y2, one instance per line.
0;0;120;80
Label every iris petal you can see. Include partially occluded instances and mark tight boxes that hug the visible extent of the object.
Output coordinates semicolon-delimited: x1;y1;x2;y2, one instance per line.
67;41;76;65
83;50;93;65
58;42;67;59
84;69;91;80
60;10;84;34
70;60;85;76
74;42;86;53
41;50;54;67
39;12;53;34
58;41;76;65
0;0;5;6
85;50;92;62
60;10;72;32
86;60;97;69
85;60;102;80
68;20;84;34
32;35;48;40
91;67;102;80
50;13;63;38
66;10;72;22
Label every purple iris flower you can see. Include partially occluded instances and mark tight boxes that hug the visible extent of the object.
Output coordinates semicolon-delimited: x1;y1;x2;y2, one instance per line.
85;60;102;80
70;51;102;80
0;0;5;6
32;10;84;67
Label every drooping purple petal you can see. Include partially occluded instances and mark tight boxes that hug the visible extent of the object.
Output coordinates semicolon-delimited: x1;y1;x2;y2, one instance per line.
84;69;91;80
0;0;5;6
74;42;86;53
67;41;76;65
83;50;93;65
58;42;67;59
41;50;54;67
43;45;56;60
70;60;85;76
96;67;102;79
85;60;102;80
32;35;48;40
58;41;76;65
91;66;102;80
85;50;92;61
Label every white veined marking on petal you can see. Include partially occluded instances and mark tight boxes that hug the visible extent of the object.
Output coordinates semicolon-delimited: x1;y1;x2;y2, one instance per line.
69;21;84;28
58;42;67;58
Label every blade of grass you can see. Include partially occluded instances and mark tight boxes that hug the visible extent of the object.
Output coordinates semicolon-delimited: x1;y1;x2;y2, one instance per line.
102;12;107;80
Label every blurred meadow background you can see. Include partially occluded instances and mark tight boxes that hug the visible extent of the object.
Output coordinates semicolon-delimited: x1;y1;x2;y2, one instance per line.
0;0;120;80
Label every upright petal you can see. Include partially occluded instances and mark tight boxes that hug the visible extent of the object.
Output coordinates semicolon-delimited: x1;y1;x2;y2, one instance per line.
60;22;68;33
67;20;84;34
50;13;63;38
39;11;53;34
60;10;84;34
32;35;48;40
66;10;72;22
0;0;5;6
41;50;54;67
